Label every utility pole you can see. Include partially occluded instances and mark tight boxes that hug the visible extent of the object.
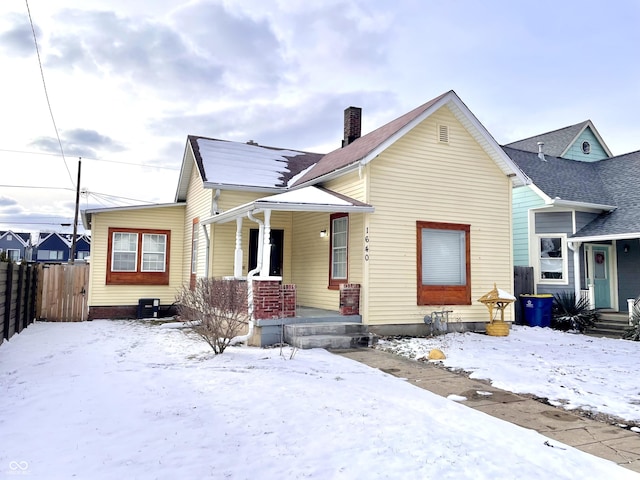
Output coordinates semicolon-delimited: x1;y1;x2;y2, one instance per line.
70;157;81;264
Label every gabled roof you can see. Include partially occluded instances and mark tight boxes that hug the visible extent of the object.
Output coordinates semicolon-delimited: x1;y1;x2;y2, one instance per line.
504;145;640;239
175;90;529;202
0;230;31;246
175;136;323;201
502;146;615;206
36;232;71;248
293;90;528;187
504;120;613;158
572;150;640;239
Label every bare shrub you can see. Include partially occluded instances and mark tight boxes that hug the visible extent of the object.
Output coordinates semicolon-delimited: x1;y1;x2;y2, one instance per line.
176;278;249;354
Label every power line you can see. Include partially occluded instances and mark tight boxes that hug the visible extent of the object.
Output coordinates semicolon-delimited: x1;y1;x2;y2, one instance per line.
0;184;74;191
25;0;75;188
0;148;180;171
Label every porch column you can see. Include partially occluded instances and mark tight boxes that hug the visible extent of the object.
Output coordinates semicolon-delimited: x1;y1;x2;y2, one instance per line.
262;209;272;277
234;217;243;278
570;241;582;302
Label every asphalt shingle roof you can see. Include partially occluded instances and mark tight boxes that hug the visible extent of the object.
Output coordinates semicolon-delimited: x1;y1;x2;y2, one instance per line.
505;121;590;157
504;145;640;238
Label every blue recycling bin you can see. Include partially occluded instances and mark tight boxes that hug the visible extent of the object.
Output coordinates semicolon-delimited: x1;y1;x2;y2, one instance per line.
520;294;553;327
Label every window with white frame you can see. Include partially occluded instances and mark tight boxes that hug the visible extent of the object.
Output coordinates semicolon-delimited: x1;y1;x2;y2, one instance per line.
112;232;138;271
329;213;348;287
142;234;166;272
537;234;567;283
37;250;64;260
7;249;20;261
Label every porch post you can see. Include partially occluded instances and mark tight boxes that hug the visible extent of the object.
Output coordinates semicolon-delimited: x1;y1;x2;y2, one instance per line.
570;241;582;303
234;218;243;278
262;209;272;277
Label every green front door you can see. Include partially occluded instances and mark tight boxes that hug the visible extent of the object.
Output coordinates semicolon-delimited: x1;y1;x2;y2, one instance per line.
590;245;611;309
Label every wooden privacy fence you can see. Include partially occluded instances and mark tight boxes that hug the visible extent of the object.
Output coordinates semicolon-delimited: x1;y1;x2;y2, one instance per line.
1;262;39;344
39;263;89;322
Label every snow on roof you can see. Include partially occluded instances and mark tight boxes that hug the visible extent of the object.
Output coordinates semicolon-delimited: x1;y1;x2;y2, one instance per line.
196;139;307;188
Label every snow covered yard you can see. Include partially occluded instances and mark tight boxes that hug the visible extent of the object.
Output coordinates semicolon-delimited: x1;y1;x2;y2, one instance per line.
377;326;640;426
0;320;638;479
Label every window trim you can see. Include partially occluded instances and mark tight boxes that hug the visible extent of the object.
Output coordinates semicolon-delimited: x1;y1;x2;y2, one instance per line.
328;213;348;289
106;228;170;285
417;221;471;305
536;233;568;285
7;249;20;261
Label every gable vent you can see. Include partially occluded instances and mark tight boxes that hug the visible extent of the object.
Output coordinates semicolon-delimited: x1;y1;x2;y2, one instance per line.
438;124;449;143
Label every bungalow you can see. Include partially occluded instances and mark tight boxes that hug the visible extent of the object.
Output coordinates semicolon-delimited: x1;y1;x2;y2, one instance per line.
82;90;528;344
505;121;640;313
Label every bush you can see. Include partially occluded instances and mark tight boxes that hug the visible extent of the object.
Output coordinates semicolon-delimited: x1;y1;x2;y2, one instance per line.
551;291;599;333
176;278;249;354
623;303;640;341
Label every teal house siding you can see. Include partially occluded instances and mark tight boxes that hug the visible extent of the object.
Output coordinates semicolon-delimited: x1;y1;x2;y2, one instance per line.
512;186;545;266
562;128;609;161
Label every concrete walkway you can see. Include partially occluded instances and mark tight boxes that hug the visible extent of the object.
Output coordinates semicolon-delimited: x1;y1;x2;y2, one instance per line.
333;348;640;474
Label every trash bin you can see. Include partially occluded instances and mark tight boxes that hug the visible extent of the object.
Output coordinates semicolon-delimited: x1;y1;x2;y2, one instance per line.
520;294;553;327
137;298;160;319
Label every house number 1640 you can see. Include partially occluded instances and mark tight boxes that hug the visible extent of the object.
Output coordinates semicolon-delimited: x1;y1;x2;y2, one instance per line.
364;227;370;261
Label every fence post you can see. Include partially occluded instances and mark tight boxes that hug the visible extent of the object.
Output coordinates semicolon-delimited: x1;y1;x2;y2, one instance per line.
15;264;24;334
3;262;14;340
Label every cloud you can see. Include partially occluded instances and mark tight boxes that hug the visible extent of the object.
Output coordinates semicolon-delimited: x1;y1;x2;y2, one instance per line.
0;196;18;208
29;128;124;158
41;4;288;101
0;13;39;57
151;89;399;152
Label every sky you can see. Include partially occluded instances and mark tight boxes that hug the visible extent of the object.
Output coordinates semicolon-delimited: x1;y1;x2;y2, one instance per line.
1;320;639;479
2;0;640;238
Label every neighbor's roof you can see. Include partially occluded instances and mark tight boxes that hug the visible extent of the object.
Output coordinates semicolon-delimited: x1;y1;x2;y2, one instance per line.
502;146;614;206
504;120;613;158
504;145;640;239
572;150;640;239
0;231;31;245
292;90;528;187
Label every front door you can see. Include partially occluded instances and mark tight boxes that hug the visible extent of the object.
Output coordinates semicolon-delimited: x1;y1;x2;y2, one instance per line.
587;245;611;308
249;229;284;277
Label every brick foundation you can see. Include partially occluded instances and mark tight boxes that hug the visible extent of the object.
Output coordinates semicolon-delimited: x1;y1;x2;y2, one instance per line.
88;304;177;320
339;283;360;315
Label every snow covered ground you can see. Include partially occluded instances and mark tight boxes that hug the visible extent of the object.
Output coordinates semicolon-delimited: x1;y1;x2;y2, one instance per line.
377;325;640;426
1;320;638;479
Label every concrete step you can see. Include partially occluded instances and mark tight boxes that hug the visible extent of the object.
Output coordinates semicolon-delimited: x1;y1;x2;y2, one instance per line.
284;322;375;349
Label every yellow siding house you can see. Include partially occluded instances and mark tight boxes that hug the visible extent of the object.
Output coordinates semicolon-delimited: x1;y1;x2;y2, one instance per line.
82;90;528;343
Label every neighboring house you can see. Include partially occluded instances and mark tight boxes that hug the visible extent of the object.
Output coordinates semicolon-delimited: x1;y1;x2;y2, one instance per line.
34;232;92;263
82;90;528;343
505;121;640;312
0;230;32;262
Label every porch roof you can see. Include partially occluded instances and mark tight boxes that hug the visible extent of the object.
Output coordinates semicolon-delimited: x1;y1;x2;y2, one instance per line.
201;186;374;225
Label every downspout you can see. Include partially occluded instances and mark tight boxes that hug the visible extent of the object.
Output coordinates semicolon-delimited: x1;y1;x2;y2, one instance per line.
230;210;263;345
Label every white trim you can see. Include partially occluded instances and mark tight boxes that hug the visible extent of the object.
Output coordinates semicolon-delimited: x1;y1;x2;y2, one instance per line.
550;198;616;211
559;120;614;158
535;233;569;285
568;232;640;243
82;202;184;230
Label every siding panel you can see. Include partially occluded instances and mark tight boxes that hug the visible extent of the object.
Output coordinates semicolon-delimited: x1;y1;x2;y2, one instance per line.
365;105;514;325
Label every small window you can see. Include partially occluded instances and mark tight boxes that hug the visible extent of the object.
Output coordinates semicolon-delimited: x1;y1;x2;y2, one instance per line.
582;141;591;154
7;249;20;261
537;235;567;283
438;124;449;143
329;213;348;288
112;232;138;271
417;221;471;305
142;234;166;272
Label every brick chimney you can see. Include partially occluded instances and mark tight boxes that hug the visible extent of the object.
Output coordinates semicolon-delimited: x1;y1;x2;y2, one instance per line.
342;106;362;147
